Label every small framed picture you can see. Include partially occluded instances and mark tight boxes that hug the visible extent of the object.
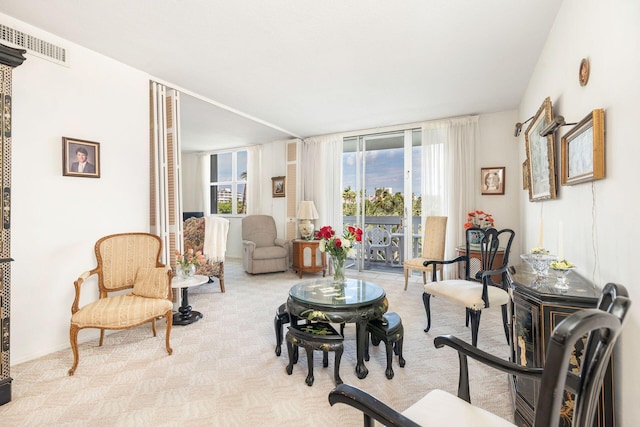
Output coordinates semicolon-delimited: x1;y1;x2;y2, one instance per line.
481;167;505;195
561;109;605;186
63;137;100;178
271;176;285;198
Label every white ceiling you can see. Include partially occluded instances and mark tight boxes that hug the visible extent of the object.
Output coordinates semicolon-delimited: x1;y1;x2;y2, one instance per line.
0;0;563;152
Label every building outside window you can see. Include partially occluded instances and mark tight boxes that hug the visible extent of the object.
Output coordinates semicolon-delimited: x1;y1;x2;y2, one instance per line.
209;149;247;215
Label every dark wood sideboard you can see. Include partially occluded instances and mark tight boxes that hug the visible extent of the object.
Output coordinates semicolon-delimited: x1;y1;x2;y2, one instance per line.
508;265;616;427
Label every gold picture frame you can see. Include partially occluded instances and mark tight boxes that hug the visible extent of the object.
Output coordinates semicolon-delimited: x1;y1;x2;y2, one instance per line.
525;97;557;202
62;137;101;178
561;109;604;186
481;167;505;195
271;176;285;198
522;160;529;190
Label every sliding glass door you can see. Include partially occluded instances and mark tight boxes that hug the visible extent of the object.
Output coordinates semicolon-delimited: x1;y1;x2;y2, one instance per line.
342;129;421;273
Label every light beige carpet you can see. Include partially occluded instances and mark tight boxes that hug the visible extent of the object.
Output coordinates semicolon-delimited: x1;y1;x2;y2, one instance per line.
0;259;513;426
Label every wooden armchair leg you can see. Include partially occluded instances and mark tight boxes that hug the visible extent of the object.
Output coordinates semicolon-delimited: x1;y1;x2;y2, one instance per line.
99;328;105;346
68;325;80;376
151;318;157;337
164;310;173;355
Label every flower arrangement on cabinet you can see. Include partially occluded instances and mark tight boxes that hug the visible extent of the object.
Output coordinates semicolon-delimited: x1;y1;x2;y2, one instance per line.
549;259;575;270
316;225;363;261
464;210;495;229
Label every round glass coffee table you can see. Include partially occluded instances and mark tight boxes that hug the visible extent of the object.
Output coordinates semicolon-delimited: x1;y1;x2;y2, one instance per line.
287;278;388;379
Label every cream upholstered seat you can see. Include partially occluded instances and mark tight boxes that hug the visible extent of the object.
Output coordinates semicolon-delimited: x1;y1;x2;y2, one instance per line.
68;232;173;375
423;227;514;346
183;216;229;292
329;283;631;427
403;216;447;290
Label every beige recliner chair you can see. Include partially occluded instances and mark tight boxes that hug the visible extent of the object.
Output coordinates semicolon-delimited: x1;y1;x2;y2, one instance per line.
242;215;290;274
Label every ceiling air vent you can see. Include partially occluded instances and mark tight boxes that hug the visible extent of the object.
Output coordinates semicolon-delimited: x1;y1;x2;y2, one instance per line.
0;23;68;66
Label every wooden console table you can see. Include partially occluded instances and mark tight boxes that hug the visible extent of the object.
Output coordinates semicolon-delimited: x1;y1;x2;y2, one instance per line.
292;239;326;278
508;264;615;426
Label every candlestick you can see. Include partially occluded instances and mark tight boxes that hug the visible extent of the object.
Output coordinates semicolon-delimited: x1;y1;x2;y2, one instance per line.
558;221;564;259
538;221;543;248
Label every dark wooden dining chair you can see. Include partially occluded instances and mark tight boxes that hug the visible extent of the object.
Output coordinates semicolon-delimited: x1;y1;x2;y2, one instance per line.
329;283;630;426
422;227;515;346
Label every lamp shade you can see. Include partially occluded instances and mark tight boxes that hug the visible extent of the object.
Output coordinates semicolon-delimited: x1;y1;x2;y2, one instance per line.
297;201;319;220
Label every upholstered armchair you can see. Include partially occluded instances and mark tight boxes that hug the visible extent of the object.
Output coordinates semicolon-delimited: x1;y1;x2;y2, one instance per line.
183;216;229;292
68;232;173;375
242;215;290;274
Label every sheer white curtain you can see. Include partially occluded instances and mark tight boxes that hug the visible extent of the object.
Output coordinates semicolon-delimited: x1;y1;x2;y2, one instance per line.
422;116;478;278
198;153;210;214
245;144;263;214
300;135;343;234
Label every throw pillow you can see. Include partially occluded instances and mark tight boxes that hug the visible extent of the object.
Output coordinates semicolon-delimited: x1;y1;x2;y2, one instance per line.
133;267;169;299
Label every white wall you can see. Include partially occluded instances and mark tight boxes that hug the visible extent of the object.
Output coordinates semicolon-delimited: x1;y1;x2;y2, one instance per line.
5;14;152;363
477;111;521;256
519;1;640;423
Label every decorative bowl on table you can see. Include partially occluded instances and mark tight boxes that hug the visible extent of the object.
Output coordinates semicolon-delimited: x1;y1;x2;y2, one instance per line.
520;252;556;280
549;260;575;289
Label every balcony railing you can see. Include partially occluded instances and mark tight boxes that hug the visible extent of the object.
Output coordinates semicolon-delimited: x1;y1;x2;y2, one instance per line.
343;216;422;268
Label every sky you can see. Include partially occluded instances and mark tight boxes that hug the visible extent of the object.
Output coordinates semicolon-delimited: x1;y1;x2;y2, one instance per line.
342;146;421;196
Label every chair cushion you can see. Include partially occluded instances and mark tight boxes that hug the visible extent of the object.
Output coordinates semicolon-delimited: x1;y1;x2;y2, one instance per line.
253;246;288;260
402;389;515;426
424;280;509;310
133;267;169;299
71;294;173;328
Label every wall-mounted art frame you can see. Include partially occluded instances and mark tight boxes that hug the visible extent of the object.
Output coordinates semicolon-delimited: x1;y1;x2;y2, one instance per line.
481;167;505;195
62;137;100;178
525;97;557;202
522;160;529;190
271;176;285;198
561;109;604;186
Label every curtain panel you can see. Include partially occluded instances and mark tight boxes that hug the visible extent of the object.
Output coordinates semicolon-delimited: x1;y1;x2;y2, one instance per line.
422;116;478;279
300;135;344;234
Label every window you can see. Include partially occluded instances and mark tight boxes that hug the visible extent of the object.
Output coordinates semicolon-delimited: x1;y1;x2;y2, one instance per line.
209;150;247;215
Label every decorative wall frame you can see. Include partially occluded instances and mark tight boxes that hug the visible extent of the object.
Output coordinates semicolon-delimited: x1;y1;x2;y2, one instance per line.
271;176;285;198
481;167;505;195
62;137;100;178
579;58;590;87
522;160;529;190
525;97;557;202
561;109;605;185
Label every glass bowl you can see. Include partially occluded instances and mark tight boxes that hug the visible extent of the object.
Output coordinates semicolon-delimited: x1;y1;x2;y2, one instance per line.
520;253;557;279
549;265;575;289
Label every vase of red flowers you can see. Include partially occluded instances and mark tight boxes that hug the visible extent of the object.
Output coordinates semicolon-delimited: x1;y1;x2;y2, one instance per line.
316;225;363;284
464;210;495;245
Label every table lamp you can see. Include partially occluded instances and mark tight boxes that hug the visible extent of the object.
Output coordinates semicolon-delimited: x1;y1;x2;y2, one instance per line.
297;201;319;240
